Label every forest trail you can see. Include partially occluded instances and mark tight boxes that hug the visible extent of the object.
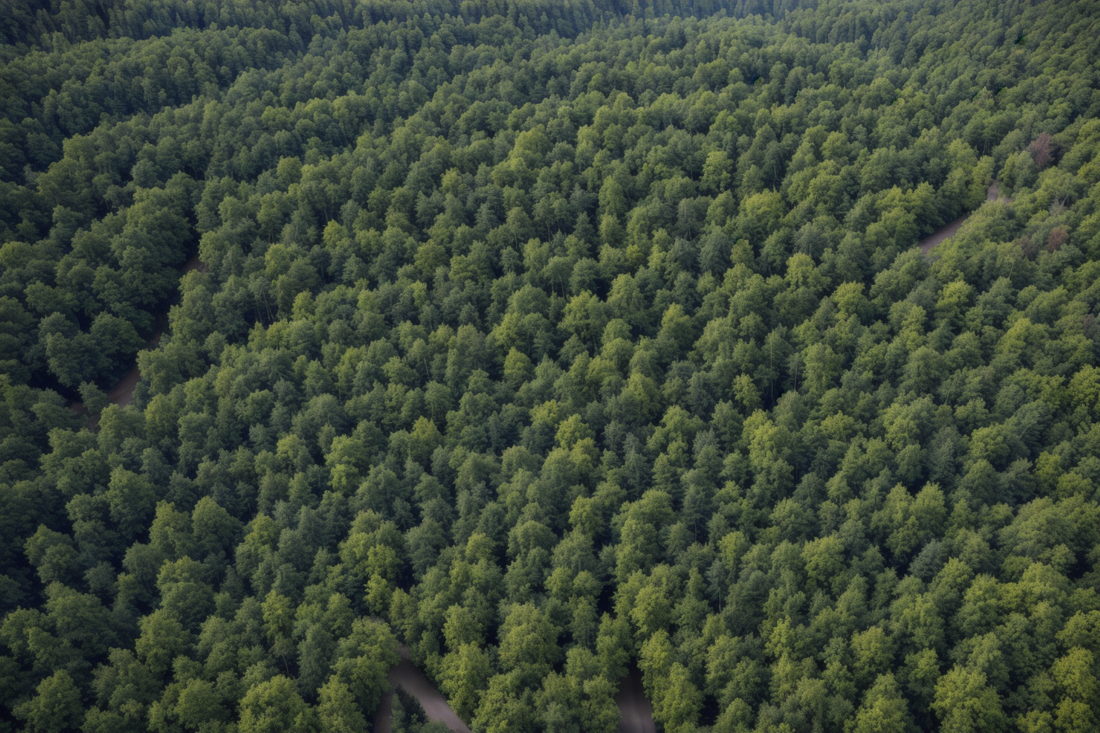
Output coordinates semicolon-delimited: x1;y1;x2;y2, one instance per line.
373;647;472;733
919;180;1010;254
99;253;205;408
615;666;657;733
372;653;658;733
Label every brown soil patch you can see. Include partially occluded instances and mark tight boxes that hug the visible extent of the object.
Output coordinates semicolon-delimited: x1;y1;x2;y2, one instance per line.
70;255;204;411
615;666;657;733
919;180;1011;254
373;647;471;733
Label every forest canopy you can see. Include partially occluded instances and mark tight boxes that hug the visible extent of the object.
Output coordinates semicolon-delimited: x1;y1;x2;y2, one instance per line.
3;1;1100;732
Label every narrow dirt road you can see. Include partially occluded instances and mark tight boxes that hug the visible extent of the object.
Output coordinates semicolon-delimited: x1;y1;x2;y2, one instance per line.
373;654;658;733
919;181;1008;254
94;254;206;408
615;666;657;733
106;362;145;407
373;647;471;733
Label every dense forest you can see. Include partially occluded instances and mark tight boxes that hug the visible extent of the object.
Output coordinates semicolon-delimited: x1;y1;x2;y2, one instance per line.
3;0;1100;731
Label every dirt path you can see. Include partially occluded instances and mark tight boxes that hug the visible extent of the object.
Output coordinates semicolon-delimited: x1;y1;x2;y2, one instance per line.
373;653;657;733
373;647;471;733
82;254;206;409
106;362;145;407
615;666;657;733
919;181;1009;254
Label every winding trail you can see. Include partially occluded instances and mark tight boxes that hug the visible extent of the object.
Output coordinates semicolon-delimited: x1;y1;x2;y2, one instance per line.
373;647;471;733
615;666;657;733
93;254;206;408
919;180;1009;254
372;652;657;733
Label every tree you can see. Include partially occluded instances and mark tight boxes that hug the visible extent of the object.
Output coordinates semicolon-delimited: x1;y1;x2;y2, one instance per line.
190;496;242;561
848;674;914;733
156;558;215;631
932;666;1007;733
473;672;538;733
239;676;315;733
176;678;230;731
106;467;157;541
331;618;399;714
498;603;560;682
15;669;84;733
654;663;702;733
317;677;367;733
298;625;337;696
78;382;109;417
262;590;296;673
615;491;674;581
1050;648;1100;733
595;613;632;681
440;642;492;720
135;609;191;678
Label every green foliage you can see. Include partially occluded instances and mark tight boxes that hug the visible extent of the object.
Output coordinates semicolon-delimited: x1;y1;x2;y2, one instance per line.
14;669;83;733
3;1;1100;732
239;675;315;733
